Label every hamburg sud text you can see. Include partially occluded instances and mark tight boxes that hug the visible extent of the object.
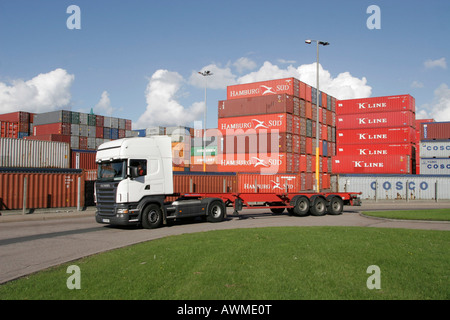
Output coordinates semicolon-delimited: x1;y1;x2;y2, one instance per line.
177;303;272;317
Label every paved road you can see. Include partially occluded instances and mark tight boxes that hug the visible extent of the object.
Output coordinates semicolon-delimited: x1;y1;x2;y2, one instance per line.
0;201;449;284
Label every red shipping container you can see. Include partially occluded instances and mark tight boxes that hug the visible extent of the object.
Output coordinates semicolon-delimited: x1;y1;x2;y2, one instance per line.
332;155;411;174
218;152;295;173
336;94;415;115
221;132;296;154
336;111;415;129
79;136;88;150
322;92;327;110
305;101;312;119
0;171;85;210
336;127;415;145
218;94;298;118
71;149;97;169
237;173;301;194
125;119;132;131
34;123;71;136
25;134;70;144
336;143;414;156
305;84;312;102
306;137;312;154
299;82;307;100
0;111;30;123
1;121;19;138
421;122;450;140
96;115;104;127
219;113;293;133
96;126;104;138
227;77;299;100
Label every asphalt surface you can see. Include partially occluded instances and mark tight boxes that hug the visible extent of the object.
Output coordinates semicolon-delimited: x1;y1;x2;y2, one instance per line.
0;200;449;285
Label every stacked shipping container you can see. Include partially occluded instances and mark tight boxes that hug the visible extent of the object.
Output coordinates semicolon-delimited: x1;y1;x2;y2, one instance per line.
419;121;450;175
0;111;32;139
217;77;337;190
333;95;416;174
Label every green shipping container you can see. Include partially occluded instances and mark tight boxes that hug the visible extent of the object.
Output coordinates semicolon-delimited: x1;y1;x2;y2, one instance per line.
191;146;217;156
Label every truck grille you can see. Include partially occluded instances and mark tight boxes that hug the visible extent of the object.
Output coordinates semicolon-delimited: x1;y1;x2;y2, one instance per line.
96;182;118;216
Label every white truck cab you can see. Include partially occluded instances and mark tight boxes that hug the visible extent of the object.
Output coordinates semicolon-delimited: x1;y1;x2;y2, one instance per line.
95;137;225;228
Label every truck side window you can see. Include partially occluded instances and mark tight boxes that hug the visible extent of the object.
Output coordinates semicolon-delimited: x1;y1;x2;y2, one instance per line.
130;159;147;176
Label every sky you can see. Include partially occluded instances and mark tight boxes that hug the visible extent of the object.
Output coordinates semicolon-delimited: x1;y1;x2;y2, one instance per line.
0;0;449;130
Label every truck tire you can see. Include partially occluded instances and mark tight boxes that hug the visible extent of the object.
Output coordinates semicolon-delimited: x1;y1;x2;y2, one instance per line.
309;196;327;216
142;204;163;229
207;201;225;223
327;195;344;215
293;196;310;217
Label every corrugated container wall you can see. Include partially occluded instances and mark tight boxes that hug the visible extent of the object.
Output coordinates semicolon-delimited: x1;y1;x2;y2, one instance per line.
336;174;450;200
71;149;97;169
332;155;411;174
336;95;415;115
419;158;450;175
421;122;450;140
0;169;85;210
419;141;450;158
0;138;70;168
227;78;299;100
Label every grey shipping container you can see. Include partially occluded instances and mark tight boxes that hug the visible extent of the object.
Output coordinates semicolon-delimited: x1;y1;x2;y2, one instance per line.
33;110;71;125
419;141;450;158
335;174;450;200
110;117;119;129
71;124;80;136
70;135;79;149
420;158;450;175
79;124;88;137
0;137;70;168
104;116;112;128
146;126;166;136
79;113;88;125
87;126;96;138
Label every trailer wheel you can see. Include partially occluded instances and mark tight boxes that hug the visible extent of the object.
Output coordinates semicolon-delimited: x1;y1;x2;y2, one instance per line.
327;196;344;215
269;202;285;214
207;201;225;223
309;196;327;216
293;196;310;217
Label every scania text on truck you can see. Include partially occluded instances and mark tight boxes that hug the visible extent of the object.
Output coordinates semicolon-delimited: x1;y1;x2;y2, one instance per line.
94;137;361;228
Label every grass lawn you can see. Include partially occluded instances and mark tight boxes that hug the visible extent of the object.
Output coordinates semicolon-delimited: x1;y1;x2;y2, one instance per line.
363;209;450;221
0;226;449;300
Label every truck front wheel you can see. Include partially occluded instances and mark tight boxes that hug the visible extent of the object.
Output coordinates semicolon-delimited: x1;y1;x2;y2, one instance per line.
142;204;163;229
207;201;225;223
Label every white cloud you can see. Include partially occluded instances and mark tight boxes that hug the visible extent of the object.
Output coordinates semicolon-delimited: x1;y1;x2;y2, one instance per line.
411;81;424;88
416;83;450;121
94;91;114;115
136;69;205;128
424;57;447;69
0;68;74;113
237;61;371;100
233;57;257;73
189;64;237;90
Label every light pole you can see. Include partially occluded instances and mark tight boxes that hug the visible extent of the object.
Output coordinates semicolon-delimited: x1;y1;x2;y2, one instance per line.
198;70;213;172
305;39;329;192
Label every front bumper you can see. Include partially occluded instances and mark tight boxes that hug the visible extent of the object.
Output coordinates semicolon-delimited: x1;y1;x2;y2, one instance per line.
95;211;140;226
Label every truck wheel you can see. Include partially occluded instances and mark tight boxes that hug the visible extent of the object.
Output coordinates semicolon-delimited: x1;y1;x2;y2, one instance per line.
207;201;225;223
327;196;344;215
142;204;163;229
293;196;310;217
310;196;327;216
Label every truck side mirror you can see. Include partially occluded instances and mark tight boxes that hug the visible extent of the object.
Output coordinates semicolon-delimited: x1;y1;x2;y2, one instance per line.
130;166;139;178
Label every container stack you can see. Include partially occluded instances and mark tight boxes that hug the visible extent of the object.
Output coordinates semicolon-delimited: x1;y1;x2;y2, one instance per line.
333;95;416;174
419;121;450;175
29;110;133;151
414;118;435;174
216;77;337;190
0;111;32;139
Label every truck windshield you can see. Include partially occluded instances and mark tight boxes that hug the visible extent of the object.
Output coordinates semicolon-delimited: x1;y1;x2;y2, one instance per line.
97;160;126;181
